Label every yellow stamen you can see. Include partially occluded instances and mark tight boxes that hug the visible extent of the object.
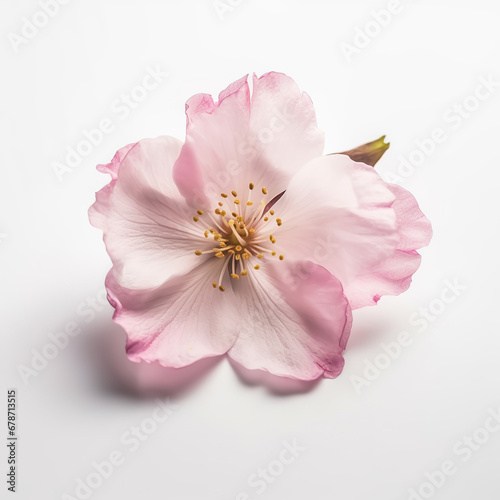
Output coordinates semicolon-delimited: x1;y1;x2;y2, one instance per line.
221;193;228;198
270;210;275;215
262;187;267;195
271;251;276;256
249;182;254;190
231;190;238;197
212;282;217;288
193;216;199;222
257;254;263;259
194;250;202;255
279;255;284;260
197;210;203;215
234;199;240;205
231;273;239;279
254;265;260;270
247;201;253;206
276;218;282;226
241;270;248;276
219;285;225;292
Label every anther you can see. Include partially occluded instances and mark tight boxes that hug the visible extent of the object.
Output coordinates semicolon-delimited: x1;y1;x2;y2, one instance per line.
279;255;284;260
231;190;238;197
197;210;203;215
262;187;268;195
249;183;254;190
193;216;199;222
221;193;228;198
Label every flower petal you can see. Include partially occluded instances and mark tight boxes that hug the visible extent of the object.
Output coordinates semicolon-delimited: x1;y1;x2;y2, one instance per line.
173;72;324;206
228;260;352;380
250;72;325;169
272;154;431;308
96;142;136;180
272;154;398;298
89;136;208;289
106;259;241;368
345;184;432;307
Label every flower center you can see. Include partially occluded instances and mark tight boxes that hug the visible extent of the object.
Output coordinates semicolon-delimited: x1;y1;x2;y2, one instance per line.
193;183;284;291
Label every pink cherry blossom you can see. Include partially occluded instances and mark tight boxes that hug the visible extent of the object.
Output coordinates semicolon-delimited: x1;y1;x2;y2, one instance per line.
89;72;431;381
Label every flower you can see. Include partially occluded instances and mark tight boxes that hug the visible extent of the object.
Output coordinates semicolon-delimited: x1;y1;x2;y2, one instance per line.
89;72;431;381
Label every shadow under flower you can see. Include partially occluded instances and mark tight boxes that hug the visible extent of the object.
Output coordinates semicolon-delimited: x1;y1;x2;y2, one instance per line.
82;314;321;398
227;358;320;396
82;316;222;399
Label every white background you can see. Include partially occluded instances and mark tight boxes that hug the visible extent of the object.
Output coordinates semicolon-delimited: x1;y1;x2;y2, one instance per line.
2;1;500;499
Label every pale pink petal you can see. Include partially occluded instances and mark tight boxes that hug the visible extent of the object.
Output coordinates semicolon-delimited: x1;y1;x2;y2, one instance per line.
96;142;136;180
388;183;432;250
344;184;432;307
173;72;324;207
271;154;431;308
272;154;398;295
250;71;324;177
228;260;352;380
90;136;211;289
106;260;242;368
